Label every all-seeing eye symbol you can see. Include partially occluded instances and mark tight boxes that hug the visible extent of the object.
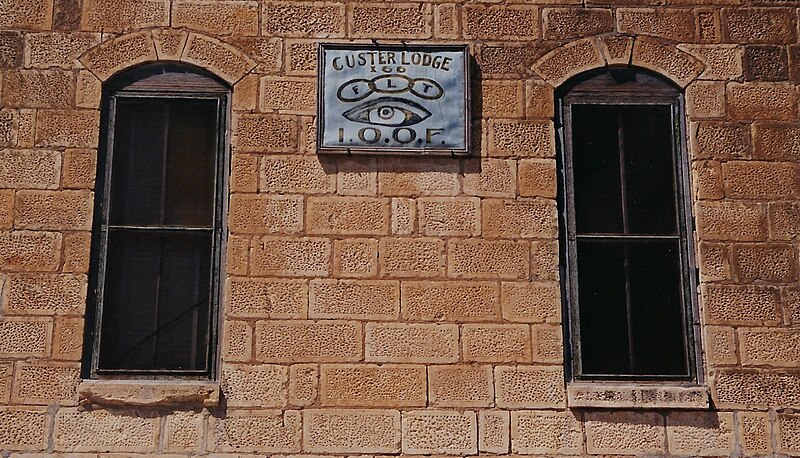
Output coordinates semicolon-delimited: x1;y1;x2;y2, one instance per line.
342;97;432;127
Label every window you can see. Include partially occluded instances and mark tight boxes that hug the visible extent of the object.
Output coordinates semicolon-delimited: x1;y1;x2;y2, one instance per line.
557;68;698;381
85;64;229;378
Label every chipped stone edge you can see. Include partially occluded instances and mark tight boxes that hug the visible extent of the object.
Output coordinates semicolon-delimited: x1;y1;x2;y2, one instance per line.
78;380;220;408
567;383;709;409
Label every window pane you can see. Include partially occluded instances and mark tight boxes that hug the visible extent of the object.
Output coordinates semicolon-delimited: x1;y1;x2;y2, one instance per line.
98;231;211;371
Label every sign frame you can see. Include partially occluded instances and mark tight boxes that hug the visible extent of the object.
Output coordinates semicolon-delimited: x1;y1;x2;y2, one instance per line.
316;42;471;156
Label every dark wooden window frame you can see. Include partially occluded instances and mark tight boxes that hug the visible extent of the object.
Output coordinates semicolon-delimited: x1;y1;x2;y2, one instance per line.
556;68;701;382
83;64;230;380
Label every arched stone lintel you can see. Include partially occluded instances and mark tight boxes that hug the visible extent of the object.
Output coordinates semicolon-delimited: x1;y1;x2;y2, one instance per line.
532;35;706;89
78;29;257;86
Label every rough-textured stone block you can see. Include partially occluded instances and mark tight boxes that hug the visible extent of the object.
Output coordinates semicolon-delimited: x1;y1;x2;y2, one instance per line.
365;323;458;363
307;197;389;235
434;3;458;38
691;122;751;159
585;411;665;454
165;410;202;452
181;33;256;85
230;36;281;74
310;280;399;320
461;159;515;198
417;197;480;237
480;80;523;118
81;0;167;31
712;369;800;409
734;244;797;282
477;43;543;78
544;8;611;40
512;410;582;455
151;29;188;60
769;202;799;240
0;110;16;148
232;74;258;112
687;81;724;119
349;3;431;39
225;234;249;276
337;157;377;196
703;284;780;325
209;410;301;453
723;8;796;44
0;32;23;68
0;149;60;189
778;413;800;455
429;365;493;408
12;361;79;405
618;8;694;41
221;364;287;407
482;199;557;238
391;198;415;235
289;363;318;406
4;274;86;315
379;157;459;196
62;149;96;189
233;115;297;153
698;242;730;282
0;363;10;403
494;366;565;408
0;190;10;229
320;364;426;407
52;317;83;360
222;320;251;362
24;32;98;69
666;412;734;456
488;120;554;158
261;156;335;194
303;409;400;454
501;282;560;323
740;328;800;367
401;281;499;322
229;194;303;234
696;9;721;43
230;153;258;192
464;5;538;40
727;82;798;121
744;45;788;81
753;122;800;160
256;320;361;362
14;190;93;230
632;38;704;88
402;410;477;455
35;109;99;148
0;231;62;272
379;237;444;278
517;158;556;198
17;109;35;148
693;160;724;200
531;324;563;363
696;201;767;241
286;39;317;76
705;326;737;365
250;237;330;277
172;0;259;36
260;77;316;114
0;408;48;450
4;70;75;109
478;410;509;453
263;1;345;37
681;44;742;81
333;238;377;277
76;70;101;109
0;317;51;357
724;161;798;199
0;0;53;30
462;324;531;363
448;239;529;280
79;32;157;82
534;39;603;88
738;412;771;455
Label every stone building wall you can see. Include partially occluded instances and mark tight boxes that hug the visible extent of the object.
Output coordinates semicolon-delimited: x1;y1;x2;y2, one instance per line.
0;0;799;456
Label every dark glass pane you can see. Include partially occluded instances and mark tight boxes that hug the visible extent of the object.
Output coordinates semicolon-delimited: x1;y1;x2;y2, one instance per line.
572;105;624;234
576;240;630;375
98;231;212;371
622;106;678;235
629;240;688;376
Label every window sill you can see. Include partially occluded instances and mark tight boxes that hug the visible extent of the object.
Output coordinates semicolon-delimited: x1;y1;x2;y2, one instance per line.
78;380;220;408
567;382;709;409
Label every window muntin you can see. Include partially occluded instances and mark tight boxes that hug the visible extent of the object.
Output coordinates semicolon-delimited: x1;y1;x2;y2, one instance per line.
87;65;229;378
559;69;698;381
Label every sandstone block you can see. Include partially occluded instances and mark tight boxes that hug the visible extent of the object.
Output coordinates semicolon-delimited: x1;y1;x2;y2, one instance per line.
232;74;258;112
222;320;251;361
618;8;694;41
632;37;704;88
263;1;345;37
261;155;336;194
463;324;531;363
260;77;316;115
0;32;23;69
0;317;51;357
79;32;157;81
172;0;259;36
0;231;62;272
0;110;16;147
391;198;415;235
3;70;74;109
724;161;798;200
0;190;10;229
704;325;737;365
349;3;431;39
417;197;480;236
303;409;400;453
24;32;98;69
365;323;458;363
531;324;563;363
753;122;800;160
229;194;303;234
225;234;249;276
501;281;560;323
221;364;287;407
568;384;708;409
696;9;721;43
0;149;60;189
743;44;788;81
429;365;493;408
482;199;557;239
402;410;477;455
209;410;301;453
448;239;529;280
434;3;458;38
307;197;389;235
401;281;500;322
12;361;80;405
17;109;35;148
734;243;797;283
769;202;799;240
712;369;800;409
488;120;554;158
680;44;743;81
337;156;377;196
51;317;84;360
511;410;583;455
687;81;725;119
255;320;361;362
165;410;202;452
778;413;800;455
517;158;556;198
230;153;258;192
737;412;771;455
727;82;798;121
666;411;734;456
333;238;378;277
544;8;612;40
478;410;509;453
692;160;724;200
480;80;523;118
463;5;538;40
531;242;557;279
534;39;604;88
585;411;665;454
703;284;780;325
0;363;10;403
62;148;97;189
0;0;53;30
525;80;555;120
320;364;426;407
378;157;459;196
286;39;317;75
696;201;767;241
310;279;398;320
462;158;516;198
477;44;543;78
723;8;796;44
379;237;444;278
14;190;93;231
35;109;99;148
740;327;800;367
250;237;330;277
0;408;48;450
289;363;318;406
691;122;751;159
494;366;565;408
230;36;282;74
152;29;188;60
81;0;168;31
4;274;86;315
181;33;255;85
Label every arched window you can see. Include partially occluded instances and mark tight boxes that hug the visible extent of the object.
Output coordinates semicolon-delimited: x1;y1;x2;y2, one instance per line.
557;68;698;381
85;63;230;378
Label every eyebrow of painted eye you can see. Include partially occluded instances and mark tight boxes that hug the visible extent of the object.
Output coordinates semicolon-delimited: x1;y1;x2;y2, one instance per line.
342;97;432;127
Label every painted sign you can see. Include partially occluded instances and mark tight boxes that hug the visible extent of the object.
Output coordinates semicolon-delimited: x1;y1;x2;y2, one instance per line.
317;44;470;155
